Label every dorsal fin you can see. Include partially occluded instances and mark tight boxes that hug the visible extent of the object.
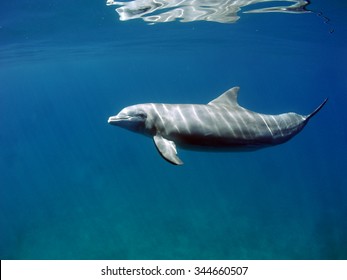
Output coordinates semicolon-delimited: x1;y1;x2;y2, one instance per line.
208;87;240;107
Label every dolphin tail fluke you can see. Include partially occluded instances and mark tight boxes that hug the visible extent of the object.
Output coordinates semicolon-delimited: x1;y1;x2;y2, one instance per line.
306;98;328;121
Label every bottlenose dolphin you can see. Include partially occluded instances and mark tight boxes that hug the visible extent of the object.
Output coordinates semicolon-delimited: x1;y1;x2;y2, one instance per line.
108;87;327;165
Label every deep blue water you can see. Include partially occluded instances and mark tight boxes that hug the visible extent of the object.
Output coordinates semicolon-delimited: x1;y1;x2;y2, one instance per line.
0;0;346;259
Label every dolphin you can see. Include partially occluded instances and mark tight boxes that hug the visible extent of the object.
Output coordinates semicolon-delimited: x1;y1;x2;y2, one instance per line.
108;87;327;165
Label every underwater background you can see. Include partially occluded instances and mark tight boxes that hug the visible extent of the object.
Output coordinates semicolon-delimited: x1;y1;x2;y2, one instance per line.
0;0;346;259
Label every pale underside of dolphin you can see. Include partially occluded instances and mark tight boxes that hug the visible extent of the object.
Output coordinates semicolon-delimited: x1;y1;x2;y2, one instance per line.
108;87;327;165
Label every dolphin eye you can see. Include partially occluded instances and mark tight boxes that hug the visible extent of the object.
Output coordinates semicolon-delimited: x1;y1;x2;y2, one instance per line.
137;112;147;119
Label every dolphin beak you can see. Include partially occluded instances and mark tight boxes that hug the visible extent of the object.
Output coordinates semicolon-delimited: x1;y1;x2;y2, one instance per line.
108;116;119;124
108;114;129;125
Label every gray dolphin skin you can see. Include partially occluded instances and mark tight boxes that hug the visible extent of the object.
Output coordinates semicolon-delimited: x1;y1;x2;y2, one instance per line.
108;87;327;165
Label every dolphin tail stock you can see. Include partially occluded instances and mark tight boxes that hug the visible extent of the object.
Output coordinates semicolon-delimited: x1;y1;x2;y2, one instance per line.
305;98;328;121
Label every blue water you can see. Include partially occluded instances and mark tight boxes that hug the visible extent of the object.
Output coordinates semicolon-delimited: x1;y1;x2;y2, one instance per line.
1;0;346;259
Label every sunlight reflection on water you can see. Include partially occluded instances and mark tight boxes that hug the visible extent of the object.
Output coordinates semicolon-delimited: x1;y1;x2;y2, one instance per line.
106;0;310;24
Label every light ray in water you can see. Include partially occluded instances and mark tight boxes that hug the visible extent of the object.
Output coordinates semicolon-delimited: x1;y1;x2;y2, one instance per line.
106;0;311;24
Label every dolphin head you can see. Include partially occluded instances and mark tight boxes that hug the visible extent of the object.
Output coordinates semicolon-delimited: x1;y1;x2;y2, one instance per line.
108;104;150;134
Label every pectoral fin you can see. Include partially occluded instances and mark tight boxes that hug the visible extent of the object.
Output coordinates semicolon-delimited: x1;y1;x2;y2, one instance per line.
153;135;183;165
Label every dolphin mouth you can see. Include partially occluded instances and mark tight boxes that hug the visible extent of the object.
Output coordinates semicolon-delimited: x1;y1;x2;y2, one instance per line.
108;115;130;124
